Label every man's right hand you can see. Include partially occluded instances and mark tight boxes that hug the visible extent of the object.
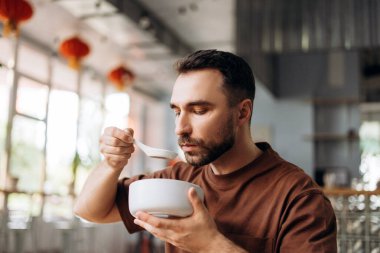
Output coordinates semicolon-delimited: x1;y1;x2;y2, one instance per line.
99;127;135;171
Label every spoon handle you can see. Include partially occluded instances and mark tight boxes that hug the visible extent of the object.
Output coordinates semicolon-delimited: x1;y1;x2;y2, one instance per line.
133;139;147;152
133;139;178;160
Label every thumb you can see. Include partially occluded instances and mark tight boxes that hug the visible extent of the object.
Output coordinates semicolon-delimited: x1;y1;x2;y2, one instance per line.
123;128;134;136
188;187;204;212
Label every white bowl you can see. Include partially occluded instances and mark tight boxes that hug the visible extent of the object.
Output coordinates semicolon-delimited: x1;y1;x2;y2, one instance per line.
129;179;204;218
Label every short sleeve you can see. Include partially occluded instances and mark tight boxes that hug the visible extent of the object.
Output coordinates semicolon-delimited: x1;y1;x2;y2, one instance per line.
116;177;144;233
276;190;337;253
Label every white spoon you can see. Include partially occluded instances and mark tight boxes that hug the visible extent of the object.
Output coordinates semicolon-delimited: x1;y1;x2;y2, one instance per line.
134;139;178;160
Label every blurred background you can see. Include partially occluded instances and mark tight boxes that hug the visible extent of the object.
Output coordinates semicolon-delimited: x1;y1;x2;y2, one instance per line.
0;0;380;252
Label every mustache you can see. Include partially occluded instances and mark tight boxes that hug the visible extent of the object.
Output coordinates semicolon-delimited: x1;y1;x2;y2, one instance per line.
178;135;202;146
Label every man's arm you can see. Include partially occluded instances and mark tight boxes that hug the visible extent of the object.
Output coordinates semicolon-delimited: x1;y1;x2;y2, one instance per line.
73;127;135;223
133;187;248;253
276;191;337;253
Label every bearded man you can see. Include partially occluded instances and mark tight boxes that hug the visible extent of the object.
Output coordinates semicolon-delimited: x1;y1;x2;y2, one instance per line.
74;50;337;253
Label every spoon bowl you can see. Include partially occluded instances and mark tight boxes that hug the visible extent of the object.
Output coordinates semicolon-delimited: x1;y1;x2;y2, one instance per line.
134;139;178;160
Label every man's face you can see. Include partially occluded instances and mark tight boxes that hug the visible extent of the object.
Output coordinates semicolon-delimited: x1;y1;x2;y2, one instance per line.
170;69;237;166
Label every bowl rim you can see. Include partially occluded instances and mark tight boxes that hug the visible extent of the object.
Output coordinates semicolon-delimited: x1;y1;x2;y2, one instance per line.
130;178;202;189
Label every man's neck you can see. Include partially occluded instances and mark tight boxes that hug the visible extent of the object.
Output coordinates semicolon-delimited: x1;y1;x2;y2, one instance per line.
209;138;263;175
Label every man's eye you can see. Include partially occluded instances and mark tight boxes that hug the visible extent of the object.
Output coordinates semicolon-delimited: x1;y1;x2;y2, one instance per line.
174;111;180;116
193;109;207;115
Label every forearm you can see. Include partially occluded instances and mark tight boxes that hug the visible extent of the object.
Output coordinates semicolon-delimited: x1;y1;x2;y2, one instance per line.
74;161;121;222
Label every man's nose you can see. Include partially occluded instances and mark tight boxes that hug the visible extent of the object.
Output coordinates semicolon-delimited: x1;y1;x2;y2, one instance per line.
175;114;192;136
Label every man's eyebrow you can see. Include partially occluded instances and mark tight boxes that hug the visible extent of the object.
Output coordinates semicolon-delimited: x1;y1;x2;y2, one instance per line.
170;100;213;109
187;100;213;107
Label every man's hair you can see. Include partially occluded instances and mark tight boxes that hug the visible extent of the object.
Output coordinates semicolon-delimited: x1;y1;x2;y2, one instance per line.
175;49;255;106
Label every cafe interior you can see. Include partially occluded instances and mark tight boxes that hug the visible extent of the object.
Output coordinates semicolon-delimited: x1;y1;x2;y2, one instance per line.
0;0;380;252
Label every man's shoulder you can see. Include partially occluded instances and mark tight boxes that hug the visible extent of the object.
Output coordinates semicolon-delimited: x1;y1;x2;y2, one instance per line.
270;158;322;197
277;160;313;182
247;143;320;196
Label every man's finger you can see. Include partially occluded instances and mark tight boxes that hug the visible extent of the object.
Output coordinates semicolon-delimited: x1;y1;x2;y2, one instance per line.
104;153;131;161
101;145;135;155
188;187;205;212
135;211;171;229
134;218;156;233
133;218;176;245
104;127;133;143
101;136;131;147
123;128;134;136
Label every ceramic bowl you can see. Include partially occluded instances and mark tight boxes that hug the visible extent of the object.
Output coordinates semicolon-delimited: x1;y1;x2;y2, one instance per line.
129;178;204;218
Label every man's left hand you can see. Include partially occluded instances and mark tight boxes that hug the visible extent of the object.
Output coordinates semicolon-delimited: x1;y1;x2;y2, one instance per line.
133;187;220;252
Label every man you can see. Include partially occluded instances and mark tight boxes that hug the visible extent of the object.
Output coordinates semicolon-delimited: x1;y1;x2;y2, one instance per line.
74;50;337;253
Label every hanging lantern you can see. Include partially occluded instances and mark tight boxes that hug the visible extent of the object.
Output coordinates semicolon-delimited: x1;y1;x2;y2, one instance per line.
59;36;90;70
0;0;34;37
107;65;135;90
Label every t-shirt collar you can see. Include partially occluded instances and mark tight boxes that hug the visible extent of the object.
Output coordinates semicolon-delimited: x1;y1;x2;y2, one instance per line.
204;142;283;189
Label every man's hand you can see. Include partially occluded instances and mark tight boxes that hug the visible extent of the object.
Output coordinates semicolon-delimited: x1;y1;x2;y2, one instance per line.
99;127;135;171
74;126;134;223
133;187;244;253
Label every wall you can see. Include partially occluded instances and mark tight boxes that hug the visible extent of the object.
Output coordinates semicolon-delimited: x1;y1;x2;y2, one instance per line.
276;51;360;99
252;81;314;176
274;50;362;180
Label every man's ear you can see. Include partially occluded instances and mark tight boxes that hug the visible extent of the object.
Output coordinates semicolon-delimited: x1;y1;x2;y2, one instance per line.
237;99;252;125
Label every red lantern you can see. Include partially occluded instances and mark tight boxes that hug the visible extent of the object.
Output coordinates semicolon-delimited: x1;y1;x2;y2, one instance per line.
59;36;90;70
0;0;33;37
107;66;135;90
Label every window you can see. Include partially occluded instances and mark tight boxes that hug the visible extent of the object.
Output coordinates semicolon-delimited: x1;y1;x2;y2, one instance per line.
16;77;49;120
81;71;103;101
10;115;46;192
0;67;11;175
0;36;169;223
359;121;380;190
0;38;14;66
74;72;105;194
45;90;78;195
51;59;78;93
103;92;130;129
74;97;103;194
18;43;49;82
8;77;49;193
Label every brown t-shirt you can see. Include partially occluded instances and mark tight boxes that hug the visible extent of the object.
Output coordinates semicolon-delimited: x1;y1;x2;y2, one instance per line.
116;142;337;253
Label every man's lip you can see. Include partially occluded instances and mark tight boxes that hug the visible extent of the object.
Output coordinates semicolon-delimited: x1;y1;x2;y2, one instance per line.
181;144;197;152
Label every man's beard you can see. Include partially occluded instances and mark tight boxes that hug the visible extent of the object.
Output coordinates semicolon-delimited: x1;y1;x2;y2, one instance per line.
178;116;235;166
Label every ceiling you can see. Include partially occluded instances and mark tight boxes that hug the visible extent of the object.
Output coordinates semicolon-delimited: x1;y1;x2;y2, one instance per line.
19;0;236;98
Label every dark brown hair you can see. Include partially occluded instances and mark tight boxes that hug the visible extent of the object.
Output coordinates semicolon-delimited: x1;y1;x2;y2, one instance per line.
175;49;255;107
